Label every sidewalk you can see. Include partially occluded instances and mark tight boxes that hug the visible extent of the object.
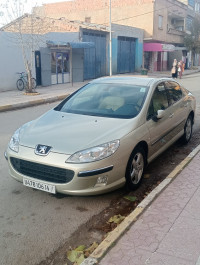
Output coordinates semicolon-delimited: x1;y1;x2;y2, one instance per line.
0;67;200;112
0;81;88;112
84;145;200;265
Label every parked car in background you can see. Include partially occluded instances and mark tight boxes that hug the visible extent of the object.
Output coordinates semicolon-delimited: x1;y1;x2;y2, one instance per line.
5;76;196;195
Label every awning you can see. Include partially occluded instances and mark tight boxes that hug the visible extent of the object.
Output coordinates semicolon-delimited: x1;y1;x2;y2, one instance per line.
47;41;95;49
144;43;175;52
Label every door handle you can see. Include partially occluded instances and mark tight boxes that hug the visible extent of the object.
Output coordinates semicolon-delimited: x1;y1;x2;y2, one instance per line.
169;113;174;118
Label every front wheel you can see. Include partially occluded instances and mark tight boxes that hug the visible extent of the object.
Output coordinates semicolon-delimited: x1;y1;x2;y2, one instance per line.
181;115;193;144
125;146;146;190
16;79;25;91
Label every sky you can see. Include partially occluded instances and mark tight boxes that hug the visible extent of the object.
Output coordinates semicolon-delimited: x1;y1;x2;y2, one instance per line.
0;0;70;26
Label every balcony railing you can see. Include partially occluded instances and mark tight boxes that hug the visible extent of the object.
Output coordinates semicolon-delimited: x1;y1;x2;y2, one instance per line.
167;27;185;36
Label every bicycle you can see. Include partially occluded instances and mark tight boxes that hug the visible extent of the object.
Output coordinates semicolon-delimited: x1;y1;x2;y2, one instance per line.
16;72;37;91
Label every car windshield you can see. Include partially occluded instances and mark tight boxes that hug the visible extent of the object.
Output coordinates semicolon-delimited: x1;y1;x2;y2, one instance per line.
55;83;149;118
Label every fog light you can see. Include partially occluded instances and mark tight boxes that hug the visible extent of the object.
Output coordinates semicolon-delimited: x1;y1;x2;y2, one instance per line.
95;176;108;187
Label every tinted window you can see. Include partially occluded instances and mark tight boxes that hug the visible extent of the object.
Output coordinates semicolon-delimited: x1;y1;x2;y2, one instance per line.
165;81;183;105
55;83;149;119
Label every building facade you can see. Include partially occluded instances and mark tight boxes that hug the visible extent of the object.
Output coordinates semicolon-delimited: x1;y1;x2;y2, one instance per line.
0;19;143;91
36;0;200;71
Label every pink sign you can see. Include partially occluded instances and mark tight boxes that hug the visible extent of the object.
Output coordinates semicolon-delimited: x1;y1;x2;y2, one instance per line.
144;43;175;52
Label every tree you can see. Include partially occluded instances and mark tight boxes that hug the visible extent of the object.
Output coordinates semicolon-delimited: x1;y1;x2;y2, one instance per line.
0;0;42;93
184;16;200;67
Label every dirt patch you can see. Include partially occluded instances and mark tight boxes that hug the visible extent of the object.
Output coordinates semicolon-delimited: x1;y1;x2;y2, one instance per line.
38;130;200;265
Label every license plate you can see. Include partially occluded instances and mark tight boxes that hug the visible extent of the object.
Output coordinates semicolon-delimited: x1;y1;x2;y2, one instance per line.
23;178;56;194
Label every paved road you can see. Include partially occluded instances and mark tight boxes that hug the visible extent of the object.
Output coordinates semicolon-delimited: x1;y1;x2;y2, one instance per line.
0;73;200;265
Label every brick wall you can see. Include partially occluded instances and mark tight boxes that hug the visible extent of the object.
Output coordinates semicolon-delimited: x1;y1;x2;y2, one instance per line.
2;15;80;34
35;0;154;38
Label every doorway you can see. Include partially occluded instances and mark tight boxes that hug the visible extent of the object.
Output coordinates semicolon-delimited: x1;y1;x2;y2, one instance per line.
51;51;70;85
157;52;162;71
35;51;41;86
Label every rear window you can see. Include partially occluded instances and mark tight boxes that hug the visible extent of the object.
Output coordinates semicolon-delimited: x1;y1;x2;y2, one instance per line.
55;83;149;119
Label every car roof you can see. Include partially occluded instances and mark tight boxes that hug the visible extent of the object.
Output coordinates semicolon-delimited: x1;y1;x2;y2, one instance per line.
89;76;174;86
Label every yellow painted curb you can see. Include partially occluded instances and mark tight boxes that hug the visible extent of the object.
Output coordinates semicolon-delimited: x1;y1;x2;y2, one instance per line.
29;99;45;105
167;145;200;179
23;92;40;96
0;105;12;111
91;207;143;259
82;144;200;265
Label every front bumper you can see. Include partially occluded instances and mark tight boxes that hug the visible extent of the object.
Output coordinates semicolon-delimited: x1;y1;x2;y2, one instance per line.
5;145;126;196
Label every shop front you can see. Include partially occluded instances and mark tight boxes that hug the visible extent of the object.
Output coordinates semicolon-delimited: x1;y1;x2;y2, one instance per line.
44;41;95;86
143;43;175;72
51;51;70;85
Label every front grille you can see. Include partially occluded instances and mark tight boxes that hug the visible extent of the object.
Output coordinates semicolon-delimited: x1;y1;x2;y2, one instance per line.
10;157;74;184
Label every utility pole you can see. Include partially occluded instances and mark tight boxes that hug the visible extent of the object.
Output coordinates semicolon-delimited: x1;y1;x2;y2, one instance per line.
109;0;112;76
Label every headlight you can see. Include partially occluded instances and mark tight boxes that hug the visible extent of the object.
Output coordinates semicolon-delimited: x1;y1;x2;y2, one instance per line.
66;140;120;163
9;128;20;153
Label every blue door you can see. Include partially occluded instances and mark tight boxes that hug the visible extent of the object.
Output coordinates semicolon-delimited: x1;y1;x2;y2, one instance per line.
35;51;41;86
83;31;106;80
117;37;136;74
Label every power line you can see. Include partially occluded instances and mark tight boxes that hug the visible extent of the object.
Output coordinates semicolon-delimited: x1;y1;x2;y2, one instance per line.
1;0;192;33
102;0;189;25
35;0;189;32
42;0;189;26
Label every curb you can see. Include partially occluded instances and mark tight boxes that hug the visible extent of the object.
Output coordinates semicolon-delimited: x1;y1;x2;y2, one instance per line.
81;144;200;265
0;94;68;113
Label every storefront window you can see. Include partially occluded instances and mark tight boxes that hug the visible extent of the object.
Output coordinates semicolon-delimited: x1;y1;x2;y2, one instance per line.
51;52;69;74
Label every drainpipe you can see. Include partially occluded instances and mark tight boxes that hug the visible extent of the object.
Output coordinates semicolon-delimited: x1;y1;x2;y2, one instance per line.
69;46;73;86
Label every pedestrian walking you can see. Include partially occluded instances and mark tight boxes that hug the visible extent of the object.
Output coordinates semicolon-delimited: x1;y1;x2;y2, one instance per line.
171;59;178;78
178;60;185;79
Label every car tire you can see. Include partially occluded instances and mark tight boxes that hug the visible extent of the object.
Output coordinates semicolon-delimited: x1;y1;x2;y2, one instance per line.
125;146;146;190
181;114;193;144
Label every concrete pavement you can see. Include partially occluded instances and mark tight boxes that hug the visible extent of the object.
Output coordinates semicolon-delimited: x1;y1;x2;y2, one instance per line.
1;69;200;265
84;144;200;265
0;67;200;113
0;81;88;112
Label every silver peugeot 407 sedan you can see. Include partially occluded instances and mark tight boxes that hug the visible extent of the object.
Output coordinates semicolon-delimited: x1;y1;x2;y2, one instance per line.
5;76;196;195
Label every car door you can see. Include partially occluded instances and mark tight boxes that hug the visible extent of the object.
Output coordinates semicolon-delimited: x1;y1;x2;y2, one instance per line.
146;82;176;161
164;81;188;138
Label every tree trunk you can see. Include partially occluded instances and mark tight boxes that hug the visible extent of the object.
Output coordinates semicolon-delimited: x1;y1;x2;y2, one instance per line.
191;51;195;68
26;64;33;93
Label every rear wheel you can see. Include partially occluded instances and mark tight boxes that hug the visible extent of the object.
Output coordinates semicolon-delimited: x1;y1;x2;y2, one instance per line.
125;146;146;190
16;79;25;91
181;114;193;144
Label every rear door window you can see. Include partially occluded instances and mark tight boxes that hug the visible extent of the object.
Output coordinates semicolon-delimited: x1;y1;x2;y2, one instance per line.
165;81;183;105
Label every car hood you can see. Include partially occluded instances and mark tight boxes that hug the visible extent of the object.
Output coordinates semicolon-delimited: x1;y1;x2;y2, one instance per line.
19;110;138;154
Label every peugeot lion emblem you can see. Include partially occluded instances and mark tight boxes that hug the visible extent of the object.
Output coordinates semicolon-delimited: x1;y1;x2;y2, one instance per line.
35;144;52;156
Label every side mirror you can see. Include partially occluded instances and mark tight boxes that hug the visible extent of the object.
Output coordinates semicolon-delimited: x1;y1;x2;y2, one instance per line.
152;109;165;122
157;109;165;119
